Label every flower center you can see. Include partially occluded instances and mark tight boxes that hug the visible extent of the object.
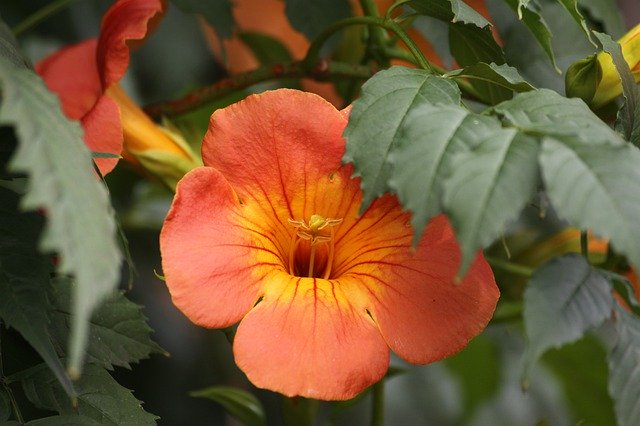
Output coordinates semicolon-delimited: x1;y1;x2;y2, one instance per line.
287;214;342;279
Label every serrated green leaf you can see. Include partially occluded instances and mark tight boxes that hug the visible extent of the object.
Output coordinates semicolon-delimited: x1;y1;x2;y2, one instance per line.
284;0;351;40
0;57;122;375
26;415;101;425
608;306;640;426
593;31;640;144
443;130;540;275
343;67;460;210
387;103;493;241
523;254;613;380
169;0;234;40
503;0;558;71
17;363;157;425
557;0;596;45
47;277;166;370
492;89;624;145
408;0;491;27
446;62;535;104
191;386;265;426
539;138;640;272
0;187;73;396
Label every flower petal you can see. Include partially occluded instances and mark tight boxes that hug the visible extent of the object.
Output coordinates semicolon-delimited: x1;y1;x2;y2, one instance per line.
202;89;347;221
160;167;283;328
36;39;102;120
97;0;166;88
234;276;389;400
335;199;499;364
82;94;123;175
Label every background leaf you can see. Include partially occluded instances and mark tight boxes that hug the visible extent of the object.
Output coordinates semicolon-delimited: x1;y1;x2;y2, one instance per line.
169;0;234;40
523;254;613;379
557;0;597;45
343;67;460;210
0;57;122;375
191;386;265;426
539;138;640;272
608;306;640;426
284;0;351;40
408;0;491;27
16;363;157;425
0;187;73;396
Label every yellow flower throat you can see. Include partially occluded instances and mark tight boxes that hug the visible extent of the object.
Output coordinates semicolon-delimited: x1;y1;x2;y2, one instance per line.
287;214;342;279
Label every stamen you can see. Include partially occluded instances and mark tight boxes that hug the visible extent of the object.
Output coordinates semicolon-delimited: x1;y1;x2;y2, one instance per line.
287;214;342;278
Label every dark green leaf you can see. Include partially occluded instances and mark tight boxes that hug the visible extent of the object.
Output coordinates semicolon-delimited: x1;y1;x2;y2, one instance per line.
284;0;351;40
503;0;558;71
608;306;640;426
523;254;613;380
492;89;624;145
169;0;234;40
408;0;491;27
191;386;265;426
0;187;73;396
557;0;596;45
442;130;540;275
593;31;640;144
26;415;101;425
343;67;460;210
579;0;625;38
238;32;294;65
0;57;122;375
17;363;157;425
446;62;535;104
539;138;640;272
0;388;10;421
448;23;505;67
48;278;167;370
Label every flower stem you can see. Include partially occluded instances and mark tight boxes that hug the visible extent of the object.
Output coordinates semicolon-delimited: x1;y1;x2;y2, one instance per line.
13;0;82;36
485;256;534;277
144;60;377;118
302;16;433;72
371;379;385;426
282;397;319;426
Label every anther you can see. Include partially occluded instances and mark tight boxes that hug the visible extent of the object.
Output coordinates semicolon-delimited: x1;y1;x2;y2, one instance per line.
287;214;342;278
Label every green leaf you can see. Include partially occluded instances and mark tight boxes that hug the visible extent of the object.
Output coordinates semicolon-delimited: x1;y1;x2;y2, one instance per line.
47;277;167;370
608;306;640;426
442;130;540;275
408;0;491;28
448;23;505;67
191;386;265;426
0;187;73;396
26;415;101;425
0;18;30;69
579;0;625;38
343;67;460;211
557;0;596;45
492;89;624;145
238;32;294;65
539;138;640;272
17;363;157;425
593;31;640;144
503;0;558;71
169;0;234;40
0;57;122;375
523;254;613;381
284;0;351;40
445;62;535;104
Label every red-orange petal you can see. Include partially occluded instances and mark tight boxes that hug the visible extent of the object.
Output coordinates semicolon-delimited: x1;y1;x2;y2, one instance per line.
202;89;347;219
234;277;389;400
82;94;123;175
36;39;102;120
160;166;280;328
97;0;166;88
339;211;499;364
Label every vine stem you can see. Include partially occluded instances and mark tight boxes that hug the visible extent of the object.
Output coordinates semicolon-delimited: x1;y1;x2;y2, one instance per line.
485;256;534;277
371;379;385;426
13;0;81;36
144;60;377;118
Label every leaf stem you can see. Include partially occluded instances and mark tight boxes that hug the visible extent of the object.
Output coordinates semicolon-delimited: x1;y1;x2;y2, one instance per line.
580;230;589;259
371;379;385;426
485;256;534;277
144;60;377;118
12;0;82;36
